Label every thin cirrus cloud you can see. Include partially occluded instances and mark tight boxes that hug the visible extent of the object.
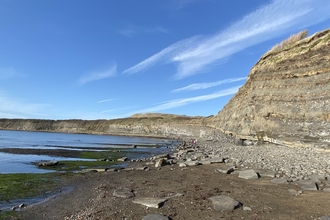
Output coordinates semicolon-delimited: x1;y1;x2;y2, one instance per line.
0;91;47;118
171;77;247;93
122;0;330;79
123;86;240;116
118;26;169;37
97;98;117;104
78;64;117;85
0;67;20;80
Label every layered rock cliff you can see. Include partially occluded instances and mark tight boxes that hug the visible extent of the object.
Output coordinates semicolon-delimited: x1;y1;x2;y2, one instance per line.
0;114;229;141
208;28;330;148
1;29;330;148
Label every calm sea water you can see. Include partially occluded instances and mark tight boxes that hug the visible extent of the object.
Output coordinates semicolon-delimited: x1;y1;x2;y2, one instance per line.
0;130;176;174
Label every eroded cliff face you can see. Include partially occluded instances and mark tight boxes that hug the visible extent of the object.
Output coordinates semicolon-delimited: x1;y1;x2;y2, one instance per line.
1;29;330;148
208;28;330;148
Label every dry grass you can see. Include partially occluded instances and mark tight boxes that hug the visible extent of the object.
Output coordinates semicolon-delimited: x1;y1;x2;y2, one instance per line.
269;30;308;52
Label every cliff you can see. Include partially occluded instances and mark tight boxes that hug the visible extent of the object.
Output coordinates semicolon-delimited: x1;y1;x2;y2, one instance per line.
208;28;330;149
1;29;330;148
0;114;231;142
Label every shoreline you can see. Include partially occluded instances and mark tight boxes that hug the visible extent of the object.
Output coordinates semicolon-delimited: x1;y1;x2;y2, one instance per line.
2;139;329;219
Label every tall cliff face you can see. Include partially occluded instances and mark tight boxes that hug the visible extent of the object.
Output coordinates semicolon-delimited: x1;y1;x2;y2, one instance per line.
209;28;330;148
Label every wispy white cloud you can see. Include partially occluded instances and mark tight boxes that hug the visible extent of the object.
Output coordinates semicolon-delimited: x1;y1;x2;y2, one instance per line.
171;77;247;93
122;86;240;116
123;35;201;74
0;90;48;118
0;67;22;80
170;0;203;10
123;0;330;79
97;98;117;104
78;64;117;85
118;26;169;37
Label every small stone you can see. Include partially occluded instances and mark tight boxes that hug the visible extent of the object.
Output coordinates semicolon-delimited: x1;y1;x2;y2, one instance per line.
209;195;242;211
113;188;135;198
179;163;187;167
117;157;129;162
243;206;252;211
215;167;234;174
19;203;25;208
133;198;168;208
155;159;167;168
288;189;301;196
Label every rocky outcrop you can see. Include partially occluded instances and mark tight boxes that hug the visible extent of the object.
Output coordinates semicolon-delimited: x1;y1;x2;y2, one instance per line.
208;28;330;149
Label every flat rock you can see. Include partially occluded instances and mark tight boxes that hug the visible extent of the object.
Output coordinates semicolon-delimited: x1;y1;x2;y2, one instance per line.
215;167;235;174
142;214;169;220
209;195;242;211
133;198;168;208
257;170;276;178
184;161;201;166
271;178;288;184
151;154;169;160
113;188;135;198
82;168;106;172
199;159;211;165
238;169;259;180
38;160;58;167
295;180;318;191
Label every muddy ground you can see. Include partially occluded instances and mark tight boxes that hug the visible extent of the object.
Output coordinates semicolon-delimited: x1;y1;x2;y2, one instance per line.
11;161;330;220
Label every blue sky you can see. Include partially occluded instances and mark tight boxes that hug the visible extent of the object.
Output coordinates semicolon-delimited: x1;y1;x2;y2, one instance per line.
1;0;330;120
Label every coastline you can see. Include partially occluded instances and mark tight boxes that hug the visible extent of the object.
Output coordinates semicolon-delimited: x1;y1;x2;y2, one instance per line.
5;139;330;219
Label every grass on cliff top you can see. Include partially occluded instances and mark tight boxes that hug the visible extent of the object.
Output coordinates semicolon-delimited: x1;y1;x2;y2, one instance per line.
268;30;308;53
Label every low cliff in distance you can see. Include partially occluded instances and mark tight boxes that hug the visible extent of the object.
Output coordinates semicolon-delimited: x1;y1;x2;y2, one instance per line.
1;28;330;149
0;114;231;142
208;28;330;149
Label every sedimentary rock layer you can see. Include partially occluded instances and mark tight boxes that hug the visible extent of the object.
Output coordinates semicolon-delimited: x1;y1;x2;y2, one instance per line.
208;28;330;148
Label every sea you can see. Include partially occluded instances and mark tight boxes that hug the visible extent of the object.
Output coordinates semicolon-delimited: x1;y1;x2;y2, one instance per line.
0;130;177;174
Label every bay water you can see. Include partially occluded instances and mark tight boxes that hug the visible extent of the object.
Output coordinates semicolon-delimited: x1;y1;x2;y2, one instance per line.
0;130;176;174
